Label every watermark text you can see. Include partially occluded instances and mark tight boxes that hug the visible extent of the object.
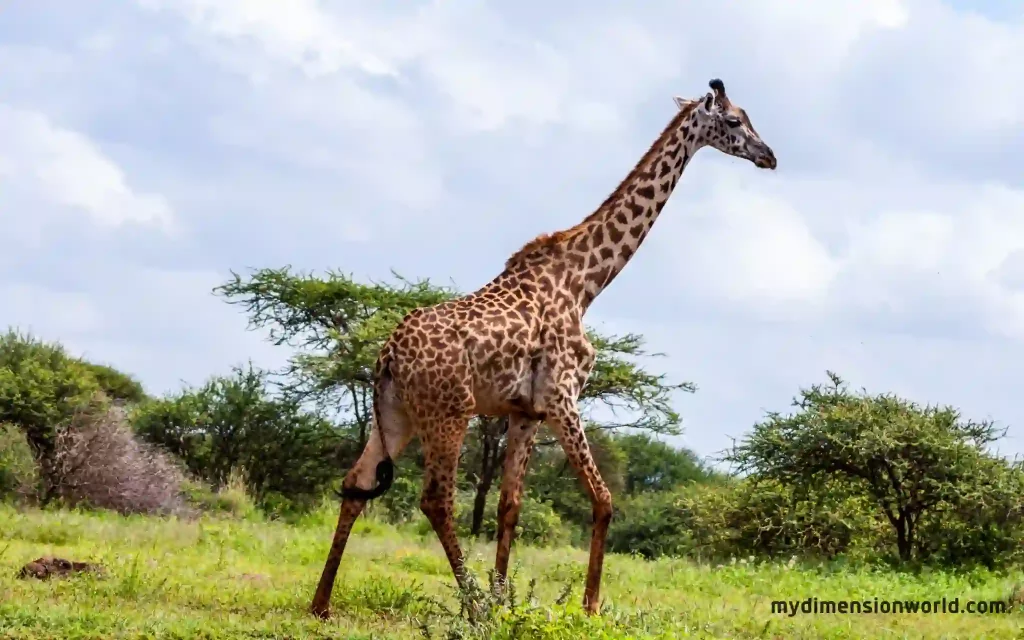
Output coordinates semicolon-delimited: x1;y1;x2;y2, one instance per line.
771;597;1008;617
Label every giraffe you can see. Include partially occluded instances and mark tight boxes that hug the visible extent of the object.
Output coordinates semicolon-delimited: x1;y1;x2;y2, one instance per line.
310;78;776;619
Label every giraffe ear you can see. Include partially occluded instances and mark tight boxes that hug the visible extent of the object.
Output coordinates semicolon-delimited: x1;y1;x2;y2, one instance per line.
673;96;690;110
699;92;717;115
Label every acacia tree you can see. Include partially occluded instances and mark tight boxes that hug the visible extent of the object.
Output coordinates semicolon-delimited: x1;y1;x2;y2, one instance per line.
728;371;1012;562
216;267;696;532
216;267;454;452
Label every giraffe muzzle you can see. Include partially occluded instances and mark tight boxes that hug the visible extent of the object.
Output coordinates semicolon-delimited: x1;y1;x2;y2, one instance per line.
755;148;777;170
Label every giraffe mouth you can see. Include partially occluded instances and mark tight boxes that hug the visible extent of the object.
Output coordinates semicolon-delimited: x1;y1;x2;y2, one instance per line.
754;150;777;170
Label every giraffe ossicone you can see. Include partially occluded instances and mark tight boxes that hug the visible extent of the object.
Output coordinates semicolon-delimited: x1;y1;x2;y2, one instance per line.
310;78;776;619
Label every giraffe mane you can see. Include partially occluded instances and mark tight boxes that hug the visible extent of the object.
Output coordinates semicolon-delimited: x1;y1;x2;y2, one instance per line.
504;229;577;270
503;101;696;271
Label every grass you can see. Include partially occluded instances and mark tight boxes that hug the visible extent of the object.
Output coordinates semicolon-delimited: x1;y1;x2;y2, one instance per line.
0;502;1021;639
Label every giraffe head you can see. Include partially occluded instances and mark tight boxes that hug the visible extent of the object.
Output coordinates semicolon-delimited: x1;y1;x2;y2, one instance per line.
673;79;776;170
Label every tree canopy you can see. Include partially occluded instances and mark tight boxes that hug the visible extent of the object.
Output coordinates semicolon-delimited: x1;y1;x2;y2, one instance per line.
727;371;1020;562
215;267;700;531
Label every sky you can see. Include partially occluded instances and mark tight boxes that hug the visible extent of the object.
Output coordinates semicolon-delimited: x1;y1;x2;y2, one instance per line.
1;0;1023;465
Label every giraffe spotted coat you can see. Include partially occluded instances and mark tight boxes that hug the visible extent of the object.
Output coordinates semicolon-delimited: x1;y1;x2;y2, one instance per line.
310;78;777;618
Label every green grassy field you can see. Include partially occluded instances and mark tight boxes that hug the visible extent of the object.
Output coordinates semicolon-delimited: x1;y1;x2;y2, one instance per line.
0;503;1021;639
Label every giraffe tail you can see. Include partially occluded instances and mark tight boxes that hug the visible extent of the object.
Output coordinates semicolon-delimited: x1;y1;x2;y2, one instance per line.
339;344;395;501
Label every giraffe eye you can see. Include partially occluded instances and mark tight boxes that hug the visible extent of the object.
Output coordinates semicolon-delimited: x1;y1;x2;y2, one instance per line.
724;116;742;128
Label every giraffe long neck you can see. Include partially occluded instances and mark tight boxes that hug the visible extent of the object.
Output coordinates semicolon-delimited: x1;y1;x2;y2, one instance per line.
568;107;702;309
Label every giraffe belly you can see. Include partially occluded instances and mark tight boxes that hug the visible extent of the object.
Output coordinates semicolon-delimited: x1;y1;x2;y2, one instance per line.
470;352;548;419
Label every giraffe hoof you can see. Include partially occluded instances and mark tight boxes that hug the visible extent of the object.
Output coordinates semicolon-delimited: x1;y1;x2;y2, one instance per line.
310;602;332;620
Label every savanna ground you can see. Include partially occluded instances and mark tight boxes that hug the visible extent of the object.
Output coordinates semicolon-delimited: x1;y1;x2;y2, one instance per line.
1;503;1021;640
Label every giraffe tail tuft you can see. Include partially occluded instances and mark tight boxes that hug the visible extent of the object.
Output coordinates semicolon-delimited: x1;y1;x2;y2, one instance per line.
338;343;397;501
337;459;394;500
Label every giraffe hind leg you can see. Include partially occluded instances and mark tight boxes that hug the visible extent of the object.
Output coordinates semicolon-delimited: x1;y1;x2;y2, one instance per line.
493;414;539;596
418;417;471;591
310;391;413;619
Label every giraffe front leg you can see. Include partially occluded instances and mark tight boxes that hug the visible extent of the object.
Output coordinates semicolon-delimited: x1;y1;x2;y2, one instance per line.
493;414;539;597
545;398;612;615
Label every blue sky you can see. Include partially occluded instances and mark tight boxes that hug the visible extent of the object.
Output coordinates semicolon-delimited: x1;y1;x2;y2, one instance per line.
2;0;1023;463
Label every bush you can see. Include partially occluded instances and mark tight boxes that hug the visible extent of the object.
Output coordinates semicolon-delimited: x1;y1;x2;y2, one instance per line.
377;475;421;524
180;472;260;520
0;422;38;503
79;362;147;404
456;490;572;547
721;479;887;561
606;487;702;560
0;330;100;501
608;480;887;561
914;460;1024;569
728;372;1016;563
131;364;343;514
51;403;186;515
617;432;719;495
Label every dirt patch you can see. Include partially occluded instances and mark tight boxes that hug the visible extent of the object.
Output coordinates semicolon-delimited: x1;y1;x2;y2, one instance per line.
17;556;103;580
1009;584;1024;610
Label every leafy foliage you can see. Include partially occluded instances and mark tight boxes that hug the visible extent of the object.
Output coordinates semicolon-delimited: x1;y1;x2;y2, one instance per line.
607;479;886;561
215;268;699;532
728;371;1022;564
615;432;719;495
0;330;102;501
0;423;37;502
914;459;1024;568
215;268;454;444
452;489;573;547
131;364;343;514
78;362;147;404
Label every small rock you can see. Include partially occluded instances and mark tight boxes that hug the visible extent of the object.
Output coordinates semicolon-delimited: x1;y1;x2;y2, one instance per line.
17;556;101;580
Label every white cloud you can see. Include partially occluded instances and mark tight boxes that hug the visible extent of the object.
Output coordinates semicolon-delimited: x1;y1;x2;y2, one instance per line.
135;0;679;133
138;0;399;77
203;72;444;211
1;284;105;337
838;182;1024;339
3;0;1024;460
84;267;288;394
658;156;1024;342
0;104;174;230
0;268;286;397
665;166;838;313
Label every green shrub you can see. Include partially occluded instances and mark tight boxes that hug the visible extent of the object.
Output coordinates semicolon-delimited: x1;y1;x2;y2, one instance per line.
617;432;720;494
721;479;887;560
377;474;421;524
456;490;572;547
608;480;887;562
728;372;1019;564
0;422;38;502
79;362;147;404
914;460;1024;569
131;364;343;515
180;473;260;520
0;330;102;501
